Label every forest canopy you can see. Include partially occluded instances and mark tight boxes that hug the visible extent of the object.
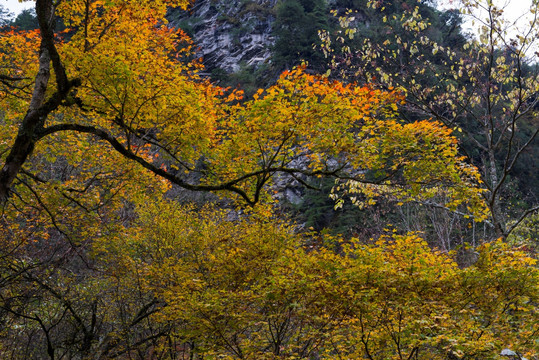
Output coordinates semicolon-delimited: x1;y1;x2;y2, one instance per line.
0;0;537;359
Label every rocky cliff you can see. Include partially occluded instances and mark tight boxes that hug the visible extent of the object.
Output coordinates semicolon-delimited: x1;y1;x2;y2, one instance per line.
167;0;278;73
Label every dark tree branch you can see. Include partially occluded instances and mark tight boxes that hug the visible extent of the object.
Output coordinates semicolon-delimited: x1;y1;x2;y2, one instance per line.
38;123;259;204
0;0;80;202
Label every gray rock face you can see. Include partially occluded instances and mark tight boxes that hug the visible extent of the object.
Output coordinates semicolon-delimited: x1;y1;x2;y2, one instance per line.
168;0;278;73
501;349;528;360
501;349;518;357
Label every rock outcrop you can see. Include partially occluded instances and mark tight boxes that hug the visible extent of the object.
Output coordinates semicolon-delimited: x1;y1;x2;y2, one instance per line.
167;0;278;73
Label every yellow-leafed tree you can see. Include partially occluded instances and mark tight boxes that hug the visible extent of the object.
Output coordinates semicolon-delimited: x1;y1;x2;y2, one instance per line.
0;1;523;359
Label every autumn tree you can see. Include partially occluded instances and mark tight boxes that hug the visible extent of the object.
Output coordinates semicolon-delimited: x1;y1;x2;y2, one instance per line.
93;201;537;359
0;0;487;209
0;0;506;358
321;0;539;240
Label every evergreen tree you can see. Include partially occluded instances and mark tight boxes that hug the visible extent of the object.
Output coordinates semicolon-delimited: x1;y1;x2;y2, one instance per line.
273;0;328;71
0;5;13;26
11;8;39;30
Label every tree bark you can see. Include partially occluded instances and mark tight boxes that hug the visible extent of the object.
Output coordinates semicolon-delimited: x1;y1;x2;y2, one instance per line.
0;0;76;202
0;46;51;201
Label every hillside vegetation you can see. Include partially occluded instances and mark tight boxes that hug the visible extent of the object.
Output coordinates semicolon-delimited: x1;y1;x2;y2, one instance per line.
0;0;537;359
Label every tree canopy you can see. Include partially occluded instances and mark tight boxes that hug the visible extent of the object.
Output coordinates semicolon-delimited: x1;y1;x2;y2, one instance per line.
321;0;539;240
0;0;485;208
0;0;536;359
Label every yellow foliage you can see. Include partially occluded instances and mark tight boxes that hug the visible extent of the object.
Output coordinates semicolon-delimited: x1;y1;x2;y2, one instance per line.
0;1;511;358
97;203;538;359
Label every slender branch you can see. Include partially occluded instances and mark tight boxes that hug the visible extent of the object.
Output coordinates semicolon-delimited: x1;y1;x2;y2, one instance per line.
505;205;539;238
